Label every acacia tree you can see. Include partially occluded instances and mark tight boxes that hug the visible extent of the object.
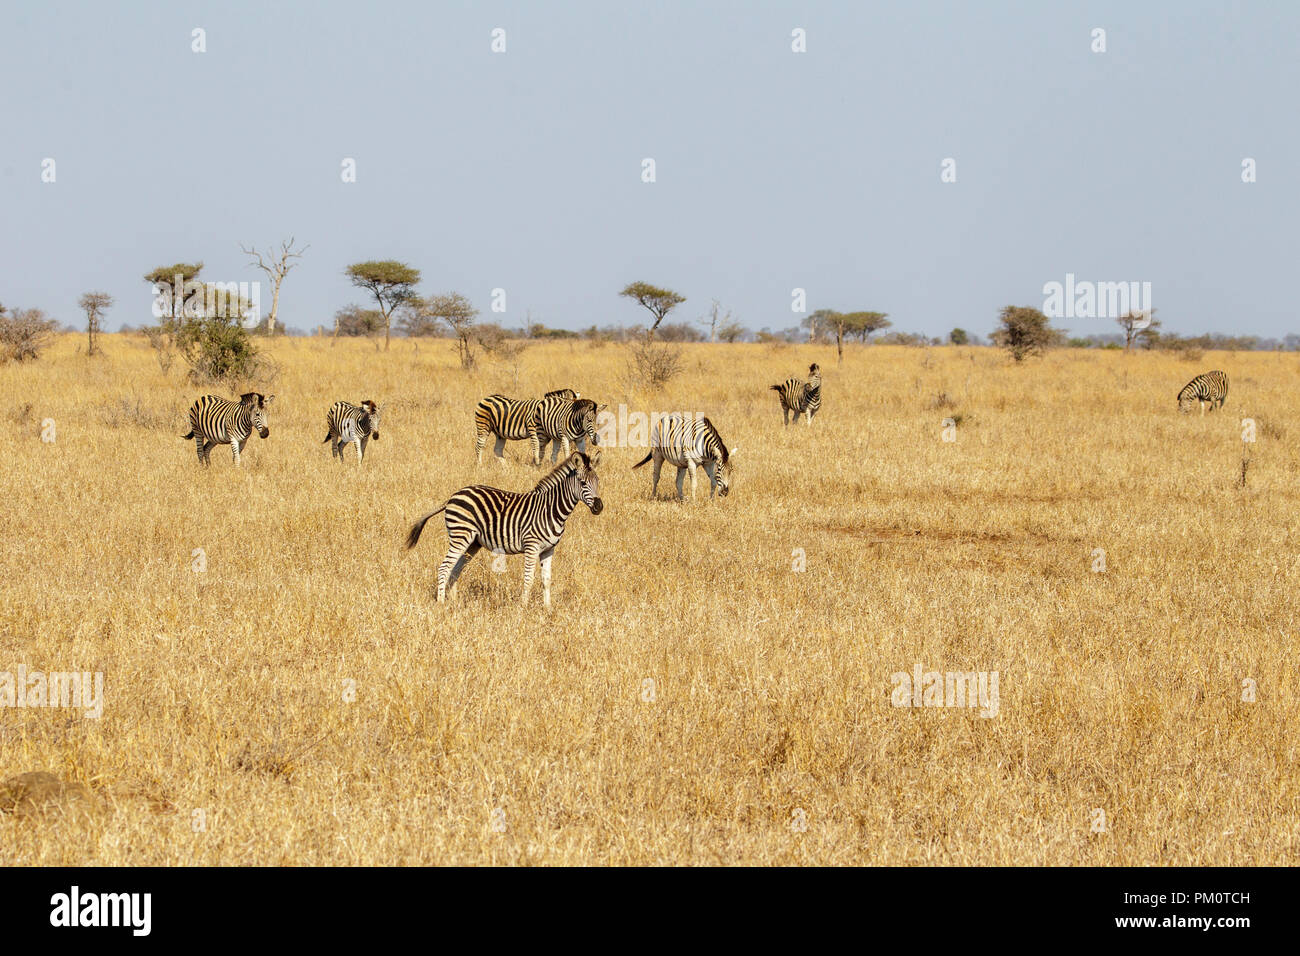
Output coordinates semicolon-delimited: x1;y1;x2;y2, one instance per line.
344;260;421;349
993;305;1061;361
417;293;480;367
833;311;891;361
241;238;308;335
1116;310;1161;351
79;291;113;356
620;281;685;341
145;262;204;324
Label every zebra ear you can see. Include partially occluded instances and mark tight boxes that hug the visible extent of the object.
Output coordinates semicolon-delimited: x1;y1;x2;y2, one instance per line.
264;394;275;405
597;403;608;412
588;447;602;467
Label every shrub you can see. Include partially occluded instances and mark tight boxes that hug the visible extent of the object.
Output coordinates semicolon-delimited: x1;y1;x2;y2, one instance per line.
0;306;58;362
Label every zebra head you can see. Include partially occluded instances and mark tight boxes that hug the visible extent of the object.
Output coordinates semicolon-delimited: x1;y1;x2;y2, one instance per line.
715;445;738;497
241;392;274;437
1177;390;1197;413
574;449;603;515
571;399;606;447
360;399;381;440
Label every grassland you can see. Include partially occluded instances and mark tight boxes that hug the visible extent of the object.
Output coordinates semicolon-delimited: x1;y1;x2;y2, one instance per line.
1;333;1297;865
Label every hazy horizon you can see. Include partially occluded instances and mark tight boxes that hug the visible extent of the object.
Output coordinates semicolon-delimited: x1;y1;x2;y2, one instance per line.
3;1;1297;339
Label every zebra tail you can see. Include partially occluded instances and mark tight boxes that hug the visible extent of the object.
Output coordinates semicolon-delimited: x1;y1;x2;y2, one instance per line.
631;452;653;469
405;507;446;550
322;433;332;443
181;430;194;440
768;384;781;391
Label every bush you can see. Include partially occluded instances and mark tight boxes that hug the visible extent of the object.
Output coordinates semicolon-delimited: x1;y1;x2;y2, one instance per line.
173;315;260;383
624;339;684;390
992;305;1061;362
0;306;58;362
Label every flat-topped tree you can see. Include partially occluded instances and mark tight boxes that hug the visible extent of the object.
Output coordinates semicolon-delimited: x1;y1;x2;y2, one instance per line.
345;260;421;350
78;292;114;356
144;262;203;325
1116;310;1160;351
620;281;685;342
994;305;1061;361
834;311;891;361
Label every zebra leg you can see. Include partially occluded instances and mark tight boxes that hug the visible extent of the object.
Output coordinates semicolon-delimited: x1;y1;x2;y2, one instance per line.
782;406;790;427
651;455;664;498
494;437;508;468
520;545;542;606
475;432;487;466
231;439;241;466
540;547;554;609
202;441;215;465
353;437;363;463
334;440;346;462
528;428;541;466
359;435;369;462
437;535;476;602
675;467;686;501
194;436;207;465
703;461;717;498
446;541;481;600
687;460;699;501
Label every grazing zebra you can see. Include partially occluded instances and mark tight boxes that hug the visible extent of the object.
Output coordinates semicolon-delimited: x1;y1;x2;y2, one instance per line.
770;363;822;426
323;400;381;464
474;388;579;466
405;449;604;607
1178;370;1229;414
181;392;274;466
632;414;736;500
534;397;606;464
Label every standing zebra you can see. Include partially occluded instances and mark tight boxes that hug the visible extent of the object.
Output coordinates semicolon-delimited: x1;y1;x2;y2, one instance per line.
534;397;606;464
324;400;381;464
1178;370;1229;414
770;363;822;426
474;388;579;466
632;414;736;500
405;449;604;607
182;392;274;466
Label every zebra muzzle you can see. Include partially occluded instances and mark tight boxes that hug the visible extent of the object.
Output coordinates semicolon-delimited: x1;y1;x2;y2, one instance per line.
259;427;270;438
589;498;604;515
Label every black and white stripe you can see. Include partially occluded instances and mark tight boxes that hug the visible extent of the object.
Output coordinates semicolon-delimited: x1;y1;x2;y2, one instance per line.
181;392;273;466
632;414;736;499
770;363;822;426
405;450;604;607
1178;370;1229;414
324;400;381;464
533;397;605;463
474;388;579;466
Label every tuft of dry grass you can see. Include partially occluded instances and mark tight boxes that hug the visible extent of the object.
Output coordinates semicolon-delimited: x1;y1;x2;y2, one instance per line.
1;334;1298;865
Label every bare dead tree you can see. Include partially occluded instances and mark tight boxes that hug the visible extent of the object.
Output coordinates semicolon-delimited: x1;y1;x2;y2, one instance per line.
240;237;309;335
78;291;114;356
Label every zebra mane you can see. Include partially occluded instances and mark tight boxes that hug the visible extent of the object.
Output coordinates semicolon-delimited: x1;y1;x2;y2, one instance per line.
700;416;729;463
534;453;585;492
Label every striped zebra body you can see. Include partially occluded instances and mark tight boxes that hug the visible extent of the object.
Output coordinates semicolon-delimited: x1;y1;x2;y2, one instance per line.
534;397;605;463
182;392;273;466
405;450;604;607
474;388;578;466
1178;370;1228;415
324;400;381;464
770;363;822;426
632;414;736;499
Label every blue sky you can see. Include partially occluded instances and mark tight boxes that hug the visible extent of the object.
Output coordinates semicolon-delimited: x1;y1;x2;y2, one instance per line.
2;1;1297;337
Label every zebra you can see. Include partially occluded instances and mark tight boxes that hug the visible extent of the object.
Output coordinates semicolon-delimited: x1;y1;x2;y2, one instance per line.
533;397;606;464
632;414;736;500
770;363;822;426
1178;370;1229;414
182;392;274;466
323;400;381;464
405;449;604;607
474;388;579;466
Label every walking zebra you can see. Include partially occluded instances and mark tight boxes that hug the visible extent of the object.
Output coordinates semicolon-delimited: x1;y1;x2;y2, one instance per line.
1178;370;1229;414
405;449;604;607
534;397;606;464
632;414;736;500
182;392;274;466
474;388;579;466
323;400;381;464
770;363;822;426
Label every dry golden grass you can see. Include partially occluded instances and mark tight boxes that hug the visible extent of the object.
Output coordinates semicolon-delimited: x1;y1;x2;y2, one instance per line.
1;333;1297;865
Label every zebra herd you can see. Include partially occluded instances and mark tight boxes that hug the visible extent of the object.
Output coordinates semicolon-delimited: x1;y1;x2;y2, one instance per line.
180;364;1229;606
